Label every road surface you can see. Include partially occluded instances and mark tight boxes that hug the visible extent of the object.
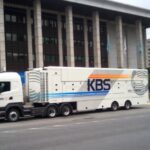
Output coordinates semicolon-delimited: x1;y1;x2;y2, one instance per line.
0;105;150;150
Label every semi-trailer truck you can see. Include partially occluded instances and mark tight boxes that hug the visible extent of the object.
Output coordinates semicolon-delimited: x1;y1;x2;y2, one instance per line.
0;66;149;122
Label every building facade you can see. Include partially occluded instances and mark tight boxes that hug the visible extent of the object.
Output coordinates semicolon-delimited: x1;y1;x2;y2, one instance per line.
0;0;150;72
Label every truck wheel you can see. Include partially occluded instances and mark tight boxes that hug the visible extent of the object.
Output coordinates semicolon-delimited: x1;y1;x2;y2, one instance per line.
47;106;57;118
111;102;119;111
60;104;72;117
7;109;20;122
124;101;131;110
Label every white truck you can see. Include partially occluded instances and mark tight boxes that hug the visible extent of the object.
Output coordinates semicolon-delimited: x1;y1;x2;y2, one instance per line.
0;66;149;122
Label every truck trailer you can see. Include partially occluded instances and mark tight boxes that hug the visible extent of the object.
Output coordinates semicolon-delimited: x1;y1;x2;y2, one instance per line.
0;67;149;122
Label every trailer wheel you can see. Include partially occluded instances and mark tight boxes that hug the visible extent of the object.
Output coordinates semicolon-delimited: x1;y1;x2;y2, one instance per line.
111;102;119;111
47;106;57;118
7;109;20;122
60;104;72;117
124;101;132;110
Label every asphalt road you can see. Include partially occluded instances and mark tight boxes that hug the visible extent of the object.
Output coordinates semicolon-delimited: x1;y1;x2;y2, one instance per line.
0;105;150;150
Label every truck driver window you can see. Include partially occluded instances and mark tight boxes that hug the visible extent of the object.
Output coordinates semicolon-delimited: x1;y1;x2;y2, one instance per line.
0;82;10;93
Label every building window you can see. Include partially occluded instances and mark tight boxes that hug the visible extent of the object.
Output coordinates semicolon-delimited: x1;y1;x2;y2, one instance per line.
89;41;93;48
44;19;49;26
6;33;12;41
77;24;80;31
5;14;17;23
43;37;49;44
12;34;17;42
18;53;26;61
45;55;56;63
6;33;18;41
23;17;26;24
50;37;57;45
5;14;11;22
62;23;66;29
42;13;59;66
49;20;57;28
13;53;18;61
88;26;92;32
18;16;26;24
18;34;27;41
5;8;28;72
12;15;17;23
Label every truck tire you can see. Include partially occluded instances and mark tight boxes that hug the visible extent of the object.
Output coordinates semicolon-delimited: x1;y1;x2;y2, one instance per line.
7;109;20;122
47;106;57;118
111;102;119;111
124;101;132;110
60;104;72;117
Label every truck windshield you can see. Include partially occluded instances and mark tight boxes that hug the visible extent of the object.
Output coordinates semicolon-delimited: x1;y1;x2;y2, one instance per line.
0;82;10;93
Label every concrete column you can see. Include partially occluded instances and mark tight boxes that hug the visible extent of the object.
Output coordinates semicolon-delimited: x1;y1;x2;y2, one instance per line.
27;9;33;69
92;11;101;68
107;22;118;68
83;18;89;67
126;25;138;68
123;26;128;68
136;20;144;69
65;6;75;67
143;28;147;68
34;0;43;68
116;16;124;68
0;0;6;71
57;14;63;66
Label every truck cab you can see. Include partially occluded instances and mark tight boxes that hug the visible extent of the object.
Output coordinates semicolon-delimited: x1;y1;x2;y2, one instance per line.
0;72;24;121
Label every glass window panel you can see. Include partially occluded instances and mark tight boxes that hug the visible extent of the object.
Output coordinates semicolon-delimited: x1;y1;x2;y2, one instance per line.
5;14;11;22
12;34;17;42
23;17;26;24
54;21;57;28
24;35;27;41
6;33;12;41
12;15;17;23
0;82;10;93
45;20;49;26
18;16;25;23
77;25;80;31
13;53;18;61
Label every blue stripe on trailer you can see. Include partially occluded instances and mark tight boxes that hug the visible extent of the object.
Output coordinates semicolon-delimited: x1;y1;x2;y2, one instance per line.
47;91;109;98
29;91;109;99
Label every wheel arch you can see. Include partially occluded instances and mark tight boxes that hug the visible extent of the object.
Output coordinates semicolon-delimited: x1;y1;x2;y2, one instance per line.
5;103;24;117
125;100;132;106
111;101;119;107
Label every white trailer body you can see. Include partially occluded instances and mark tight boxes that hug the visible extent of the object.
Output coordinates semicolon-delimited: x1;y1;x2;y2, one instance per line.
27;67;149;112
0;67;149;122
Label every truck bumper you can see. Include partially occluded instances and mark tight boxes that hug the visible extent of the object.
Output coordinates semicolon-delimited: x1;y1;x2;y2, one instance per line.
0;111;6;118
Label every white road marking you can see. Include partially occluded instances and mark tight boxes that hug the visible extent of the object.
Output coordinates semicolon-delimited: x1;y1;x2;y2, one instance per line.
74;122;90;125
92;121;99;123
53;124;66;127
28;128;40;130
3;130;17;133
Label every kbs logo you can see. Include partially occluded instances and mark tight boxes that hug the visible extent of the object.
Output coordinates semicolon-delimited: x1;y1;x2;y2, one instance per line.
88;79;111;91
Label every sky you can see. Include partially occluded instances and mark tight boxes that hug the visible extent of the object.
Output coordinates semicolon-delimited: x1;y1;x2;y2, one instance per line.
110;0;150;39
110;0;150;9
